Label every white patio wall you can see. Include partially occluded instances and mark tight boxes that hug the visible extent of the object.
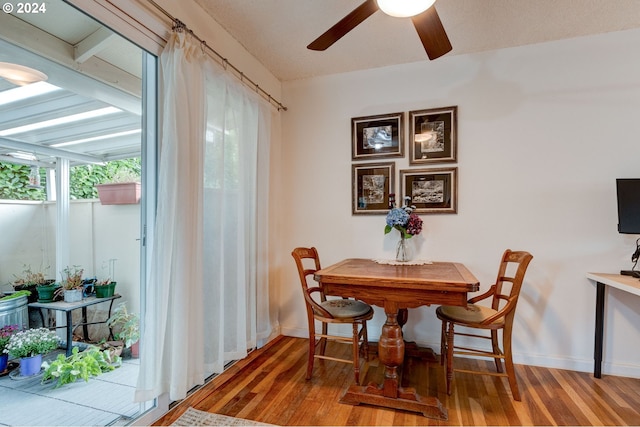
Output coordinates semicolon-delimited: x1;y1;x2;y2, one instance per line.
0;199;141;326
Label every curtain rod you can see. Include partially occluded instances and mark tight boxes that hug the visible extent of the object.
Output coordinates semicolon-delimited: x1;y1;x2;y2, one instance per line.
147;0;287;112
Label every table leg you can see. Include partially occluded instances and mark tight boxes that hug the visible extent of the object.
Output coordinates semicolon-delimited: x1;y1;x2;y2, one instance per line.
339;307;447;419
107;299;116;340
65;311;73;357
594;281;605;378
82;307;90;341
379;311;404;397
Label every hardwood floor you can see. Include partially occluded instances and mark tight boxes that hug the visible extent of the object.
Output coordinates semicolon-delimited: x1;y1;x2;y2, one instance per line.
154;335;640;426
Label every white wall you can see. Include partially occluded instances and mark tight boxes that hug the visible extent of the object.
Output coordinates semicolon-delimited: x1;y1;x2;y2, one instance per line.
0;201;55;286
0;200;141;314
278;28;640;378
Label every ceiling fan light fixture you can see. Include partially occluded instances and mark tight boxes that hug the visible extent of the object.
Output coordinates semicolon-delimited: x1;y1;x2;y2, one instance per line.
0;62;48;86
376;0;436;18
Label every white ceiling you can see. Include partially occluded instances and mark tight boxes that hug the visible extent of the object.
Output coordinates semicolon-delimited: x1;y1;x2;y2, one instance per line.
0;0;142;166
192;0;640;81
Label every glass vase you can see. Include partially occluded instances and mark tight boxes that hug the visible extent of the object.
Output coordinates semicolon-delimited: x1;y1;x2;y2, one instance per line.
396;235;412;262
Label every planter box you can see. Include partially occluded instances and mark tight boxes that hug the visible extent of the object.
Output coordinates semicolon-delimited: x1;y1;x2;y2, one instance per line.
0;294;28;330
96;182;141;205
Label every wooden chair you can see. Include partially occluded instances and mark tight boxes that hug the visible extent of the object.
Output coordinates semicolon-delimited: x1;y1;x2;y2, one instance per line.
291;247;374;385
436;249;533;400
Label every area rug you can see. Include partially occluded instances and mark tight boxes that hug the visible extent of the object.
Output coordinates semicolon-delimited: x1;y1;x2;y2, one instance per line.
171;407;273;426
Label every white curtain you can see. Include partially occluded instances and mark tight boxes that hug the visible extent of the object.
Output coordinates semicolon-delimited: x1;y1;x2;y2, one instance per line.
135;30;273;402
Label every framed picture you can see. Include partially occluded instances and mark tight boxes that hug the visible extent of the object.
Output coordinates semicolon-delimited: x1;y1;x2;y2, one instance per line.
409;106;457;165
400;167;457;214
352;112;404;160
352;162;395;215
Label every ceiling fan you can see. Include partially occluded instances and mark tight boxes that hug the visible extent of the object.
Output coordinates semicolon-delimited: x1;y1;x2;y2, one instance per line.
307;0;452;60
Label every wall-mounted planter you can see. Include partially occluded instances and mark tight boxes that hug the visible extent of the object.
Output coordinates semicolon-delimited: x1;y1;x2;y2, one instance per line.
96;182;141;205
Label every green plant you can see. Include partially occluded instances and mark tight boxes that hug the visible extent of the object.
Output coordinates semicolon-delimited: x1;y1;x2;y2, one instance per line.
0;290;31;301
107;168;140;183
0;324;19;353
42;346;121;388
70;158;141;199
4;327;59;358
107;303;139;348
1;158;141;201
0;162;46;201
69;164;106;199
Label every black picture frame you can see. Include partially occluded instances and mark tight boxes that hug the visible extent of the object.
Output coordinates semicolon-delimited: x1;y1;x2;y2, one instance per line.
352;162;395;215
400;167;457;214
352;112;404;160
409;106;457;165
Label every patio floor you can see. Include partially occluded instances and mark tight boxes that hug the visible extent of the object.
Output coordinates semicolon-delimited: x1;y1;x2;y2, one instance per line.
0;350;142;426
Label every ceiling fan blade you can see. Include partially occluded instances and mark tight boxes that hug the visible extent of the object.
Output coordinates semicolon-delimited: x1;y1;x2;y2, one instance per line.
307;0;379;51
411;6;452;60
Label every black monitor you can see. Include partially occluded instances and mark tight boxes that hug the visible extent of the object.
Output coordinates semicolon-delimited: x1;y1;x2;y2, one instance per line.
616;179;640;234
616;179;640;276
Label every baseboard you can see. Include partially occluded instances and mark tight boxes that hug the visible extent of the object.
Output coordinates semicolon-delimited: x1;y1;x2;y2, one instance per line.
279;331;640;379
280;326;309;339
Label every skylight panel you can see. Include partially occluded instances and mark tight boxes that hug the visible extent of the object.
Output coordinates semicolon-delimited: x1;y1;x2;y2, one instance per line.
52;129;141;147
0;106;122;136
0;81;60;106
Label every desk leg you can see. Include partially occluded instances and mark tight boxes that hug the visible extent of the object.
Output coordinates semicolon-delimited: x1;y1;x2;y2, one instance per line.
65;311;74;357
594;281;605;378
339;308;447;419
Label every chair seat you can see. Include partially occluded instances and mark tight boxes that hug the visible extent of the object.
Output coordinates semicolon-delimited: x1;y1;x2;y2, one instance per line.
437;304;504;327
320;299;372;318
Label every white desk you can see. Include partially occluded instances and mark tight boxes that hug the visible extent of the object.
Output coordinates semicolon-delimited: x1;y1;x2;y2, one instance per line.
586;273;640;378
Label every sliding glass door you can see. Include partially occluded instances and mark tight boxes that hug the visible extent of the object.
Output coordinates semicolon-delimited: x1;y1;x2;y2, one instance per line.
0;0;160;424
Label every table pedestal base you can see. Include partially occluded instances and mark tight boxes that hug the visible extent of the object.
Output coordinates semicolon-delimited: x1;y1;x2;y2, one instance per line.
339;383;447;420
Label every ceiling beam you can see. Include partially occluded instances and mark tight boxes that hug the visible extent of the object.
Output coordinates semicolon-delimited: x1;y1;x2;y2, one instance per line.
0;155;52;167
75;27;118;64
0;12;142;100
0;38;141;115
0;137;106;165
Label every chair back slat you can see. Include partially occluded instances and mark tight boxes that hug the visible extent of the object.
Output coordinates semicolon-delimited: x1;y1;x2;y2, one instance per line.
292;247;333;318
491;250;533;315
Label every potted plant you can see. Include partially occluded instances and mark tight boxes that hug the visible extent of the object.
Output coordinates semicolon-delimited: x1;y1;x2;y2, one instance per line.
54;266;85;303
95;169;141;205
99;339;124;361
107;303;139;358
4;327;59;377
94;279;117;298
42;346;121;388
94;259;117;298
35;282;60;303
12;265;54;303
0;324;19;373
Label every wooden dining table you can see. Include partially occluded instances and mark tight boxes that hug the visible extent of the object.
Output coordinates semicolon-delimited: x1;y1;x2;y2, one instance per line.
314;258;479;420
